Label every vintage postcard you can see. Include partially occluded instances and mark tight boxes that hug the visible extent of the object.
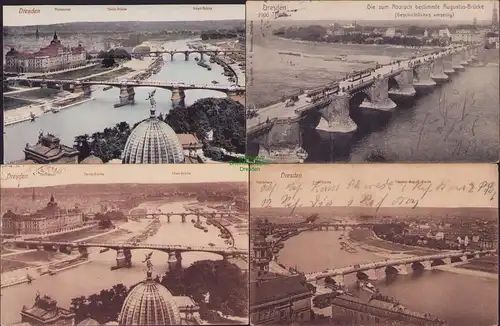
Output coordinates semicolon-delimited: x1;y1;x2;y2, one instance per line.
2;4;245;164
246;1;499;163
0;164;249;325
249;164;498;325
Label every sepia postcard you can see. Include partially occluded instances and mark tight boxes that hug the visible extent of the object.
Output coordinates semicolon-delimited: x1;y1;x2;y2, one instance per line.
0;164;249;326
245;1;500;163
2;4;245;165
249;164;498;326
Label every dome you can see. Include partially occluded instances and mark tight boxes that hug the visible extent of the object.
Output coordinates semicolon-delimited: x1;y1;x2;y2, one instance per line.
118;272;182;325
81;154;103;164
77;318;100;326
121;113;184;164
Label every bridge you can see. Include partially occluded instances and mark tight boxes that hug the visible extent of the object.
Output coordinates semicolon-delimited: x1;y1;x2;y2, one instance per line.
5;77;245;107
305;249;496;284
246;43;484;163
136;49;244;61
4;239;247;269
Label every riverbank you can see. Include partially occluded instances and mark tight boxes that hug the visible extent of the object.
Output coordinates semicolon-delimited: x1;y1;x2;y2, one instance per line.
3;55;160;128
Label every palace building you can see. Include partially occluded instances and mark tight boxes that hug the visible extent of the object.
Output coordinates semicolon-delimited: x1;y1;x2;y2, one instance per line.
20;294;75;326
23;132;80;164
1;195;84;236
5;31;87;73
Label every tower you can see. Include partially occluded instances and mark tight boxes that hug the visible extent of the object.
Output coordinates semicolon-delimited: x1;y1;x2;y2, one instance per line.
252;234;271;272
35;26;39;40
493;0;499;31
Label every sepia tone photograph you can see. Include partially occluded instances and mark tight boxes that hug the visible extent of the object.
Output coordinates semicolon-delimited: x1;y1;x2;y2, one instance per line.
250;164;498;326
3;4;245;165
246;1;499;163
1;164;249;326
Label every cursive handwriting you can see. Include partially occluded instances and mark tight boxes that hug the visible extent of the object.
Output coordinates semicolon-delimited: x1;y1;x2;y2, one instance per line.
255;177;497;213
32;166;66;177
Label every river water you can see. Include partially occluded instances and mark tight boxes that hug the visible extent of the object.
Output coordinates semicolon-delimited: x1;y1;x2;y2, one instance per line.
277;231;498;326
247;34;499;162
0;200;246;325
3;39;231;163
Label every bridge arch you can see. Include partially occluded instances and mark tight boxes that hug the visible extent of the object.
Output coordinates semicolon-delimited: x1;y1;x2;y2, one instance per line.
431;259;446;266
411;262;425;270
349;91;370;108
356;271;369;281
385;265;400;275
387;76;399;90
450;256;463;263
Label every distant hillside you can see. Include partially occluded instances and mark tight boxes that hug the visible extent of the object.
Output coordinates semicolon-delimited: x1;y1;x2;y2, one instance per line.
5;20;245;34
251;206;498;221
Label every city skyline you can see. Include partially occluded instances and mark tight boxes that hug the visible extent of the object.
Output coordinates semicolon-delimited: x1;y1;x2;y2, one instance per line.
0;165;247;188
3;5;245;26
246;0;497;21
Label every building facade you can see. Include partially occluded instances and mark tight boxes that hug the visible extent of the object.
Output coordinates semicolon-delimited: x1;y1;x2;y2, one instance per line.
24;133;79;164
250;273;313;325
331;295;447;326
5;31;86;73
1;195;84;235
21;294;75;325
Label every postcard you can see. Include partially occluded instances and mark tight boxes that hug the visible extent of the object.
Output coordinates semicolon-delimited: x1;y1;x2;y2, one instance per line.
246;1;499;163
0;164;249;325
249;163;498;326
2;4;245;165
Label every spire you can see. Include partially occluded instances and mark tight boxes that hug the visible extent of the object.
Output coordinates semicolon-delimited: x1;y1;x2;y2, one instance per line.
53;31;58;40
50;194;54;202
32;188;36;201
35;26;39;39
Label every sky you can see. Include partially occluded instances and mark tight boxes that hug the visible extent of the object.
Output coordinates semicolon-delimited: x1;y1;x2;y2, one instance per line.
0;164;247;188
247;1;497;22
250;164;498;209
2;5;244;26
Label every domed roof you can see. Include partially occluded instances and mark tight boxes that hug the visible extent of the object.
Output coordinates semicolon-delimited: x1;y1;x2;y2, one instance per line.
77;318;100;326
81;154;103;164
121;112;184;164
118;272;182;325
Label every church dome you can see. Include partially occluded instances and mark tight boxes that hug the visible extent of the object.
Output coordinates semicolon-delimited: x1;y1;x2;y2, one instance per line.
121;112;184;164
118;272;182;325
81;154;103;164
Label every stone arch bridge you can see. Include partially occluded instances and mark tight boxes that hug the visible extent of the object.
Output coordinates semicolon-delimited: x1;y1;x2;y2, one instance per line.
305;249;496;285
5;77;245;107
137;49;243;61
5;240;247;269
247;44;483;163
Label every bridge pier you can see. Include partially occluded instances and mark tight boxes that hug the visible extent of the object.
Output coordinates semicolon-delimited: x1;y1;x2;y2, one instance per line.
170;52;174;61
430;56;449;83
200;52;204;60
196;215;200;223
37;245;44;251
359;76;396;112
388;67;416;105
181;215;186;223
258;117;308;163
71;246;80;255
474;253;480;259
443;54;456;75
184;52;189;61
71;83;83;93
460;255;468;262
83;85;92;97
116;249;128;268
171;88;185;107
333;275;345;287
413;62;436;94
317;93;357;133
167;215;171;223
452;53;465;71
443;257;452;265
364;269;379;281
393;264;409;275
460;49;469;66
118;85;135;107
420;260;432;270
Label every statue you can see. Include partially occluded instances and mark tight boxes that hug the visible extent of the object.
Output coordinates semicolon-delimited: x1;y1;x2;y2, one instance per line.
146;90;157;109
142;251;154;272
35;290;40;304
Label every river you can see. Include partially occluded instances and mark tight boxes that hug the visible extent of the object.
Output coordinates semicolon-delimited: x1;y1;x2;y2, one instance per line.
0;200;244;325
277;230;498;326
247;34;499;162
4;39;232;163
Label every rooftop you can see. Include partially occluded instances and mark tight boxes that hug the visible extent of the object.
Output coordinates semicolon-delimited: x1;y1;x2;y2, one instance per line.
250;272;311;306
